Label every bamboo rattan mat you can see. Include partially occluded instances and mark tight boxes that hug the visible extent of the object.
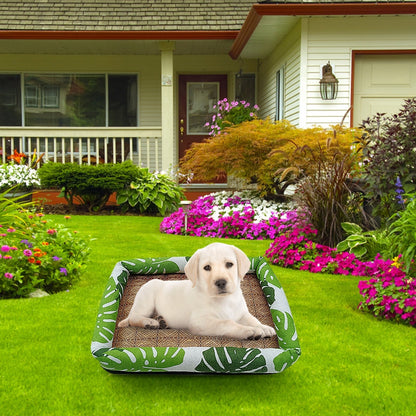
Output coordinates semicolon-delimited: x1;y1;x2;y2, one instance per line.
113;274;279;349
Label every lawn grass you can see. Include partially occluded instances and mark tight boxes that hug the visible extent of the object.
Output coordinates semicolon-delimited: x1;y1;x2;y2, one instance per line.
1;215;415;416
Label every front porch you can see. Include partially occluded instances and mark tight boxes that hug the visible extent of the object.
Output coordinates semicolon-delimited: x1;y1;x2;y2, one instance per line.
0;126;162;171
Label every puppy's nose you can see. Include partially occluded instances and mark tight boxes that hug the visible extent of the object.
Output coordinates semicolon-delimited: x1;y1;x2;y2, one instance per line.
215;279;227;290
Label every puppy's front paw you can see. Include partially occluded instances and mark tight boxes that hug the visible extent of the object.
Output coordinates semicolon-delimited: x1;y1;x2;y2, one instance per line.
245;326;264;340
261;325;276;338
142;317;160;329
156;315;168;329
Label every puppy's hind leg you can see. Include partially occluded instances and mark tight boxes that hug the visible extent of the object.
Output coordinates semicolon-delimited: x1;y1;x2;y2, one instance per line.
118;279;162;328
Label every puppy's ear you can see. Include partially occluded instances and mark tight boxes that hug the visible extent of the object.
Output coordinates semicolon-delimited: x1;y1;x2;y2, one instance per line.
232;246;251;280
184;249;200;288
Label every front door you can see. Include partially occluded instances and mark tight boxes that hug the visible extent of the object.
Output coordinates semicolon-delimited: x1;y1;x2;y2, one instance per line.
178;74;227;160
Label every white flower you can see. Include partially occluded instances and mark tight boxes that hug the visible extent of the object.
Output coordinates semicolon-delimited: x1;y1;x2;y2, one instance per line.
0;164;40;190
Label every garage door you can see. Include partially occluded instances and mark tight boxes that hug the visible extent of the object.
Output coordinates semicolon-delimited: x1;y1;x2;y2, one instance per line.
353;53;416;126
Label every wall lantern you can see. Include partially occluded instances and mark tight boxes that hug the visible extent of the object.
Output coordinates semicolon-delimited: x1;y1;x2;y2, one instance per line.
319;61;339;100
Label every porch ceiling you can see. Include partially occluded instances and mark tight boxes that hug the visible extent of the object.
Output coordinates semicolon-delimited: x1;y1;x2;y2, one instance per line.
0;38;234;55
238;15;299;60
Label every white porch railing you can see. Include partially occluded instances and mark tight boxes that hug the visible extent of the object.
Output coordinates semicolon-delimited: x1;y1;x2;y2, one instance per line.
0;127;162;171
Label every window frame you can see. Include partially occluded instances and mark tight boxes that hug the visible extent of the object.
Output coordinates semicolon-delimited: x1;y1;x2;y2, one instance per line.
275;68;285;121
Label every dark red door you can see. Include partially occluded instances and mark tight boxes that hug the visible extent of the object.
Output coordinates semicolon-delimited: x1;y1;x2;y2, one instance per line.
178;74;227;160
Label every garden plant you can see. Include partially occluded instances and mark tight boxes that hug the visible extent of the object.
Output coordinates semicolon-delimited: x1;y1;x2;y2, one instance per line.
355;97;416;222
37;161;139;212
116;168;184;216
180;118;360;199
0;195;90;298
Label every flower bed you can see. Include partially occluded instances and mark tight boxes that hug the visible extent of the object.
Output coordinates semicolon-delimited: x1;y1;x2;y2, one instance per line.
265;223;416;327
161;191;416;327
160;191;294;240
0;213;90;298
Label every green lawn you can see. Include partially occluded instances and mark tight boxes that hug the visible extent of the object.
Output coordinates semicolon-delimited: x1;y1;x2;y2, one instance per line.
1;215;415;416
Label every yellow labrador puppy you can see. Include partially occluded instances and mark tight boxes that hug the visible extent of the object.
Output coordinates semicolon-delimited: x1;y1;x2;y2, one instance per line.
118;242;275;340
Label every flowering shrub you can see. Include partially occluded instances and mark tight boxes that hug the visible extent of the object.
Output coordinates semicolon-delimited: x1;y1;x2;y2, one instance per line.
265;222;416;327
358;257;416;327
205;99;259;136
0;213;90;298
160;191;294;240
0;163;40;192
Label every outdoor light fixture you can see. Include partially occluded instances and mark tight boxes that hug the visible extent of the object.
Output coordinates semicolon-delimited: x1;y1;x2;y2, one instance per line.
320;61;339;100
180;200;192;234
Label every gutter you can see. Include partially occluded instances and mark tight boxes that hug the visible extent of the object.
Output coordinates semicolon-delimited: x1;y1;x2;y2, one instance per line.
0;30;239;41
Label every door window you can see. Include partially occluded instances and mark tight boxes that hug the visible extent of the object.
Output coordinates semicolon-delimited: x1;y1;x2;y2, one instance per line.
186;82;219;135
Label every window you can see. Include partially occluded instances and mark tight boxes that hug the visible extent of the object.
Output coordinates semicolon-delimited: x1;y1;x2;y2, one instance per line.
25;85;40;108
276;68;284;121
42;86;60;108
235;73;256;104
0;73;138;127
0;75;21;126
108;74;138;127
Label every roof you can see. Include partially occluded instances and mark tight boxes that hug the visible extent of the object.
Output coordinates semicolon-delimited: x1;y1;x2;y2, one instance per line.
0;0;256;32
230;1;416;59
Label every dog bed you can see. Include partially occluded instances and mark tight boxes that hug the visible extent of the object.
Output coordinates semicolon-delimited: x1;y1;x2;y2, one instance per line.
91;256;301;374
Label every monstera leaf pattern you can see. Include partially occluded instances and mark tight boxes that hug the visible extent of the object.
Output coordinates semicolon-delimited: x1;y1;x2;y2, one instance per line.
91;256;301;374
270;309;299;350
195;348;267;373
100;347;185;372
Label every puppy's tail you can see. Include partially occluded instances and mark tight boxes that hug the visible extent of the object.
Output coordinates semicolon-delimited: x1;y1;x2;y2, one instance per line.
118;318;129;328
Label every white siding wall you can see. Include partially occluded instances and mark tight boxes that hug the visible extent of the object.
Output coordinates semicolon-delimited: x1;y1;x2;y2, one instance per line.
305;15;416;128
257;15;416;128
257;22;302;126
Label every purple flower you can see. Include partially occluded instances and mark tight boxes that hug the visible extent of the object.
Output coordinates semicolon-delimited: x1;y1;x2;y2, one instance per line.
53;256;61;261
59;267;68;276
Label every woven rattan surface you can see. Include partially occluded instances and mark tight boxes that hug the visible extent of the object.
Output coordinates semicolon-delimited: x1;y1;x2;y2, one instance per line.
113;274;279;349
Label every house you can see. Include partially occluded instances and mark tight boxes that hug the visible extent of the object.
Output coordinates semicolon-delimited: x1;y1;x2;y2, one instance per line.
0;1;415;190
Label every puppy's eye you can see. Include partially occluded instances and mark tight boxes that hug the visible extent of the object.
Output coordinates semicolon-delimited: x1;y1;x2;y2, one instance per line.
226;262;234;269
203;265;211;271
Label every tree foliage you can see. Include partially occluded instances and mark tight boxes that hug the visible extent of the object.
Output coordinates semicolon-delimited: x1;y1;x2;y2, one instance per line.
180;119;360;199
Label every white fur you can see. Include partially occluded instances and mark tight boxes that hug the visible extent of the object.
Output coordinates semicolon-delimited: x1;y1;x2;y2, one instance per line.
118;243;275;340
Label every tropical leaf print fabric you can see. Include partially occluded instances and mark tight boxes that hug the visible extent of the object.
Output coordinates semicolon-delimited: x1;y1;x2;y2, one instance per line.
91;256;301;374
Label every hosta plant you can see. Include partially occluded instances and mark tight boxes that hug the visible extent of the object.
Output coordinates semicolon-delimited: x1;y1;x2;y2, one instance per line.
336;222;390;260
117;169;185;216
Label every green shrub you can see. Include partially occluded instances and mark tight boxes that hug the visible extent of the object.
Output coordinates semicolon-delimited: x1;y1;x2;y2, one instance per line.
180;119;360;200
37;161;138;211
116;169;185;216
356;98;416;222
0;211;90;298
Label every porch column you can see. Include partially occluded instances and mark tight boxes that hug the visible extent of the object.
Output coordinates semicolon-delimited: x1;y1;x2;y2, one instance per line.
160;41;175;172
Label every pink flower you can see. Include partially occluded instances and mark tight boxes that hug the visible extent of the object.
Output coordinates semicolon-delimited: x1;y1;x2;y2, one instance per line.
4;272;13;279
